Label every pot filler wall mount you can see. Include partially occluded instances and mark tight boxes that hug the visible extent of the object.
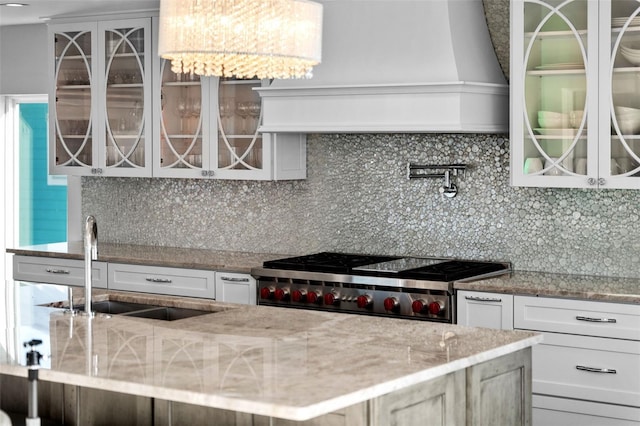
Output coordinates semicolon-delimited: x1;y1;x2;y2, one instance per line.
408;163;467;198
252;252;510;323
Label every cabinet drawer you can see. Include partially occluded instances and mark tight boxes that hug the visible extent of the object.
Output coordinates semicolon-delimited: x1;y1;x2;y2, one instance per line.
108;263;215;298
533;395;640;426
532;332;640;407
515;296;640;340
456;290;513;330
13;255;107;288
215;272;256;305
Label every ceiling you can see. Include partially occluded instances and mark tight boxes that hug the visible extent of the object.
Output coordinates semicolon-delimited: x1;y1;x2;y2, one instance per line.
0;0;159;26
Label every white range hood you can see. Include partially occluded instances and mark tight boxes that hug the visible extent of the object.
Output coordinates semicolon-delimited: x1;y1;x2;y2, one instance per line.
256;0;508;134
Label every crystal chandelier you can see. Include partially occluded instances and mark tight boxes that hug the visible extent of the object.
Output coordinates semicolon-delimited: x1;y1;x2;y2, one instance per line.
158;0;323;79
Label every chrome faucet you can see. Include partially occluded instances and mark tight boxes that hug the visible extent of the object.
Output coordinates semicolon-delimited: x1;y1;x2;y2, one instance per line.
84;215;98;314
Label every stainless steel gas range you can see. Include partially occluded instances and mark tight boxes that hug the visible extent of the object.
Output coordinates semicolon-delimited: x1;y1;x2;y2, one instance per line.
251;252;511;323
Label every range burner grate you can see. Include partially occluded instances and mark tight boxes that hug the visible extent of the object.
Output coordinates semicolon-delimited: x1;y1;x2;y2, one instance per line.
263;252;400;274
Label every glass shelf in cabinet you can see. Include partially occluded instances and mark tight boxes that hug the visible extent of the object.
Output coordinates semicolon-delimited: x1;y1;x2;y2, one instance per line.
110;52;143;59
61;135;91;139
526;69;586;76
57;84;92;89
219;79;261;86
612;26;640;33
57;55;92;61
163;81;201;87
524;29;588;39
613;66;640;72
107;83;144;88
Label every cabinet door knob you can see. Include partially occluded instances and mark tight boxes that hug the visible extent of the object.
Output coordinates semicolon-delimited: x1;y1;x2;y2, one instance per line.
587;177;596;185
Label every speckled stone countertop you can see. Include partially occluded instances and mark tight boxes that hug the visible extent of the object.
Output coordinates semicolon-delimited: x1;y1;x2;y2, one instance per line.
457;271;640;305
7;242;288;274
0;289;540;421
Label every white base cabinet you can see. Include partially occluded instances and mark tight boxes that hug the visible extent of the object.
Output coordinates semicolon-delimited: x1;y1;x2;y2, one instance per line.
12;254;258;304
13;255;107;289
215;272;256;305
457;291;640;425
456;290;513;330
533;395;640;426
107;263;215;299
514;295;640;426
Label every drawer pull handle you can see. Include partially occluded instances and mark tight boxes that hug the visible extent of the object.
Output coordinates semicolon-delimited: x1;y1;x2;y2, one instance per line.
220;276;250;282
576;316;617;323
145;277;172;283
576;365;617;374
465;296;502;302
46;268;70;274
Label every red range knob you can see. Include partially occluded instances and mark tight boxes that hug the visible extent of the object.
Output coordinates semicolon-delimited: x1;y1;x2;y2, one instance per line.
324;292;339;306
383;297;399;312
274;287;290;301
260;287;274;300
412;299;427;314
356;294;373;309
291;289;307;303
307;290;321;304
428;301;445;315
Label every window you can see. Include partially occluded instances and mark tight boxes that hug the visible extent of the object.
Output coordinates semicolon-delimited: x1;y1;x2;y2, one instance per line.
18;102;67;245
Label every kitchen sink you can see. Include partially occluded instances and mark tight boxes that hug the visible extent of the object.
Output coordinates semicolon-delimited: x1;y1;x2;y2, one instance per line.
122;307;211;321
49;300;214;321
75;301;159;315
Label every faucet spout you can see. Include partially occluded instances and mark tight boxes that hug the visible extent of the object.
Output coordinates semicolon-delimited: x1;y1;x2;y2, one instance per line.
84;215;98;314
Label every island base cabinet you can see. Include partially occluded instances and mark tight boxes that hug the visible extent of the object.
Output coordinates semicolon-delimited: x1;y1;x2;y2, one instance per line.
466;347;532;426
370;370;465;426
153;400;368;426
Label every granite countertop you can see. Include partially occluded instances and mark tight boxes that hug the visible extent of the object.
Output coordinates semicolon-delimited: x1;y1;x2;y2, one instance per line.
7;242;288;274
0;289;541;421
457;270;640;305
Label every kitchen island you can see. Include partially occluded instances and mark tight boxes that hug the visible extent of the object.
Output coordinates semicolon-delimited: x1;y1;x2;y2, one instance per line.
0;287;541;426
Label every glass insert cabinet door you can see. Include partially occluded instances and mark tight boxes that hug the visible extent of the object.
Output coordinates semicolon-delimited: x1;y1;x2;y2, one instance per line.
156;58;207;178
101;20;151;176
605;0;640;187
216;79;267;178
50;25;95;173
512;0;595;188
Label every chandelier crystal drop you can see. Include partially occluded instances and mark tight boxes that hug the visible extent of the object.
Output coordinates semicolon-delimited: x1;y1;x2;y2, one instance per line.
158;0;323;79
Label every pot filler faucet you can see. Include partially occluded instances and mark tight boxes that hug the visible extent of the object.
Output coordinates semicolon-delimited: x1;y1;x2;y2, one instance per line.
84;215;98;315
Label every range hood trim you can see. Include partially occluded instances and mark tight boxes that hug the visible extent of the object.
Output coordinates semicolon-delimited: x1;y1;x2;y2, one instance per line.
256;81;509;96
257;81;508;134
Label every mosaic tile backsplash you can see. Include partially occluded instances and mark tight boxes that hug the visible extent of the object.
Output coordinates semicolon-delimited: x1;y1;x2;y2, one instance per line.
82;133;640;278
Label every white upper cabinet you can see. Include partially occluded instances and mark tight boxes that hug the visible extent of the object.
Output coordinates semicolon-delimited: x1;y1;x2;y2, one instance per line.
49;14;306;181
49;18;153;177
511;0;640;189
